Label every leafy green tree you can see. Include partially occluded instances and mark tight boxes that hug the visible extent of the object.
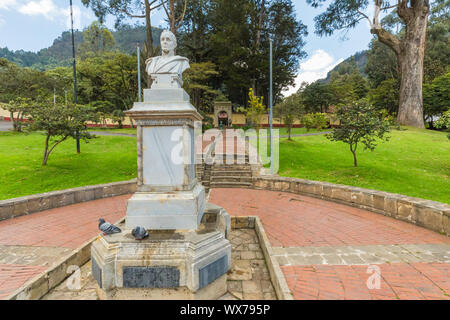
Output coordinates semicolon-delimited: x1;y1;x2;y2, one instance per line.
183;62;221;113
423;71;450;126
78;21;115;59
301;113;329;132
246;88;266;131
77;52;138;115
25;101;98;165
307;0;431;128
364;39;398;89
434;109;450;139
81;0;164;68
368;78;399;114
3;98;32;132
274;94;303;139
299;82;334;113
326;101;391;167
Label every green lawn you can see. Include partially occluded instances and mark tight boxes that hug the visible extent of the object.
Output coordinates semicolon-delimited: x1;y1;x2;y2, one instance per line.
1;127;448;204
0;131;137;200
271;127;450;204
88;127;137;134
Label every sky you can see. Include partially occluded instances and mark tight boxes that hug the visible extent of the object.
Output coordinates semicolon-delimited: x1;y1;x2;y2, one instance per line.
0;0;376;95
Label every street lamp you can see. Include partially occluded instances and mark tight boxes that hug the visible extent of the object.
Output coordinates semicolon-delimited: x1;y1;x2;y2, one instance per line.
269;38;273;175
70;0;80;153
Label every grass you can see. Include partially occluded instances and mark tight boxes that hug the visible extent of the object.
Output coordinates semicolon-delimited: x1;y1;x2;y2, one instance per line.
1;126;448;204
86;126;328;136
88;127;137;134
269;127;450;204
0;131;137;200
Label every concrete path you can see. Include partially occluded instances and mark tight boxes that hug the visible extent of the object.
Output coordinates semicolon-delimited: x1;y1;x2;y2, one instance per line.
0;120;12;131
209;188;450;300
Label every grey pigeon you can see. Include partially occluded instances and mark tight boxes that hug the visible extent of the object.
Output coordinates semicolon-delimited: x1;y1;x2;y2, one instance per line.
132;226;149;240
98;218;121;235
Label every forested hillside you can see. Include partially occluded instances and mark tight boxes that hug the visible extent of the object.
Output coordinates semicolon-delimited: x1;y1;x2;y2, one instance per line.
0;25;162;70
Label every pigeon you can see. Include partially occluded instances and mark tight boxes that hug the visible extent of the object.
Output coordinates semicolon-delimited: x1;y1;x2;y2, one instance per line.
98;218;121;235
132;226;149;240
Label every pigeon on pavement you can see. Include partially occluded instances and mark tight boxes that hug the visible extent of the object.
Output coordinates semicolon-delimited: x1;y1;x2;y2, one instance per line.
98;218;121;235
132;226;149;240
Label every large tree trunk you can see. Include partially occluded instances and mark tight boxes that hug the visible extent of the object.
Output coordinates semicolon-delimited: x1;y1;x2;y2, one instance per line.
396;9;428;128
371;0;429;128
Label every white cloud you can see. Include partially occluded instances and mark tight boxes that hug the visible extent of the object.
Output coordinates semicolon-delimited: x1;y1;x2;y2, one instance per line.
282;49;344;97
0;0;17;10
18;0;56;19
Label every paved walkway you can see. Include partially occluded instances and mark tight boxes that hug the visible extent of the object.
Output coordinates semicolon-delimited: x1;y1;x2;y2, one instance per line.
0;120;12;131
209;188;450;300
0;195;129;299
0;188;448;300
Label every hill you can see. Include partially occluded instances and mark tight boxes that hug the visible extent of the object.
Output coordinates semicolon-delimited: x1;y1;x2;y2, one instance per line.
318;50;368;84
0;24;162;70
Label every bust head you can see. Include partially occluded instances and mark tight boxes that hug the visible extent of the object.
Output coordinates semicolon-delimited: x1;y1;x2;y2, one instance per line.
160;30;177;56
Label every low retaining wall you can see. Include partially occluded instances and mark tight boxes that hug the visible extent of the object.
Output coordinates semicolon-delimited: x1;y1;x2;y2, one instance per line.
252;176;450;237
0;179;136;221
2;176;448;237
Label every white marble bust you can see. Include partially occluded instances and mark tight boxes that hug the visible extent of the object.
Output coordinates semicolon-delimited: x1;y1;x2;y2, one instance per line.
145;30;189;77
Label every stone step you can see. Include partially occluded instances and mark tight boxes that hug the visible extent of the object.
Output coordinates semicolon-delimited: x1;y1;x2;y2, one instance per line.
211;176;253;183
212;164;252;170
210;181;252;188
210;171;252;177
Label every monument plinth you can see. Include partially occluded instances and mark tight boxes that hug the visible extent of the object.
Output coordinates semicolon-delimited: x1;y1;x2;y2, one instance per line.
91;30;231;300
125;72;205;230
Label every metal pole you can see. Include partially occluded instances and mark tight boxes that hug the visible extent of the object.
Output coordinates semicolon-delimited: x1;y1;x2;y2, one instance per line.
53;87;56;104
70;0;80;153
137;44;142;102
269;39;273;175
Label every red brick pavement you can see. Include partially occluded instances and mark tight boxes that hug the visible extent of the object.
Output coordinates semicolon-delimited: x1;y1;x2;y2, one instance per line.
0;195;129;249
209;188;450;247
0;264;48;299
282;263;450;300
210;188;450;300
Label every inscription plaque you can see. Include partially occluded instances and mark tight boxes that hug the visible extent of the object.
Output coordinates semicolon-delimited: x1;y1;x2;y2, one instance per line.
123;266;180;288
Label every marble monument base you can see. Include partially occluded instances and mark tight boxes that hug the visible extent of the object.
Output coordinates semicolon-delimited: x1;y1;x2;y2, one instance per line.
91;203;231;300
126;183;206;230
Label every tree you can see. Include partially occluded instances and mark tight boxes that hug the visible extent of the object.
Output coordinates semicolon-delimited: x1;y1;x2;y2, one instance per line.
300;81;334;113
25;100;97;165
326;101;391;167
183;61;221;113
423;70;450;126
81;0;164;84
368;78;399;114
307;0;430;128
78;21;115;59
246;88;266;131
434;109;450;139
161;0;188;35
3;98;31;132
274;93;303;139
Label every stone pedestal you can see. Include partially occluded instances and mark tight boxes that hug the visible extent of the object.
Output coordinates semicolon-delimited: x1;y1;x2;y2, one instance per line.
125;73;205;230
92;204;231;300
91;64;231;299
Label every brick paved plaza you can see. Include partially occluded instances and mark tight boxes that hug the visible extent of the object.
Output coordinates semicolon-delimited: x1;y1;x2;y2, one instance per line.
0;188;448;300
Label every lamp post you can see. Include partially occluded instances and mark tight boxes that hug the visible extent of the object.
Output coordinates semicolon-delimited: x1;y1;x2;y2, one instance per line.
70;0;80;153
137;44;142;102
269;38;273;175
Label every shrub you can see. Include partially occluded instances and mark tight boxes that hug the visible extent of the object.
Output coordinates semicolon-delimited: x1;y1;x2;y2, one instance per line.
301;113;329;131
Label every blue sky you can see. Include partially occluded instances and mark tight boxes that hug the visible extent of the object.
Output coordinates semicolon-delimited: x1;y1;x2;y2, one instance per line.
0;0;376;93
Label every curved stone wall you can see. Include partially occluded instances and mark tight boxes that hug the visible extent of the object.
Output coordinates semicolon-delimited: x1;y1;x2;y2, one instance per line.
1;176;448;237
251;176;450;236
